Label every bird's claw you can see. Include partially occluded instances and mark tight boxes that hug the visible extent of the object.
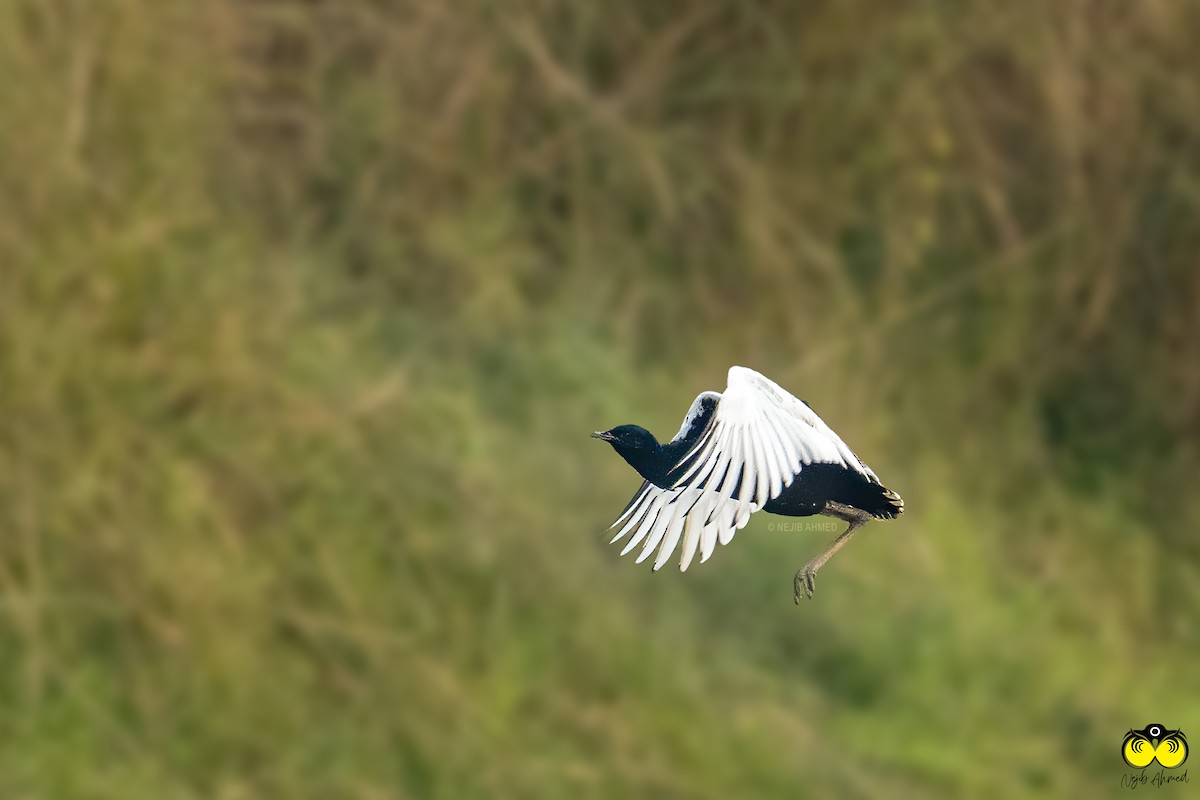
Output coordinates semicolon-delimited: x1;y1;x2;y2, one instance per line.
793;567;816;603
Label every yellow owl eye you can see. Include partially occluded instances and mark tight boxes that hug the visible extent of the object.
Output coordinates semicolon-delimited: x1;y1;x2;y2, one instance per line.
1124;734;1157;768
1155;735;1189;769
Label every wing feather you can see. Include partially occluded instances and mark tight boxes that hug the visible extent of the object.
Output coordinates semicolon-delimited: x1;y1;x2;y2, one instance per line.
619;503;661;555
634;504;676;563
611;480;654;530
652;513;688;571
606;482;760;571
679;512;702;571
667;366;881;503
750;414;774;503
763;407;794;488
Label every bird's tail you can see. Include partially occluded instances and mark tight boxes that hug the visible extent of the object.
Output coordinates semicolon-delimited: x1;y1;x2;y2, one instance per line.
843;481;904;520
870;486;904;519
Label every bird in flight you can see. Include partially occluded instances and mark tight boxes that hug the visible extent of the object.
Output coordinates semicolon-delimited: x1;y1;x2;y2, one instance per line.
592;366;903;602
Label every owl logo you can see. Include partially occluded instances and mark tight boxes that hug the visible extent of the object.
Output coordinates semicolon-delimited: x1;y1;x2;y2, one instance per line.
1122;723;1188;769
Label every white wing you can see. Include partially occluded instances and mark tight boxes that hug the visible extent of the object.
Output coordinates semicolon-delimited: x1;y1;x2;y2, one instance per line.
607;480;760;571
669;366;880;505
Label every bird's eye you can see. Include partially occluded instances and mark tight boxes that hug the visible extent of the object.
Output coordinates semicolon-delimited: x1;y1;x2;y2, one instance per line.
1150;726;1162;737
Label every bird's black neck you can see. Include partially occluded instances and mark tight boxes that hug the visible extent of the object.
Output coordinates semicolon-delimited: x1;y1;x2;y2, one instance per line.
619;437;695;489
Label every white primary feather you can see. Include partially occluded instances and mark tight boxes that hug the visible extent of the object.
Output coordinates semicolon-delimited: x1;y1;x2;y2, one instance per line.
608;481;759;571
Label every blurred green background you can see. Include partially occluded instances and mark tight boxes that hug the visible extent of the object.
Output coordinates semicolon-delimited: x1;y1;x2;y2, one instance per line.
3;1;1200;798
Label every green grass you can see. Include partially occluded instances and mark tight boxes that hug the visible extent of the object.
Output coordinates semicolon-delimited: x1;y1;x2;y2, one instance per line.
3;1;1200;798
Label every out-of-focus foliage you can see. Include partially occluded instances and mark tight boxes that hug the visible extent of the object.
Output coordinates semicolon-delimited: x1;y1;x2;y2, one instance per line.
2;1;1199;798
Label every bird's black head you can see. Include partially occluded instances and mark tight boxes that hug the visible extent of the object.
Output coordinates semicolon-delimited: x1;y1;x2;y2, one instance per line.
592;424;657;449
591;425;664;483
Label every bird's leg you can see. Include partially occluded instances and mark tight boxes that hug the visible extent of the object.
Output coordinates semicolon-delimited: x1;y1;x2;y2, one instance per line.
794;502;873;602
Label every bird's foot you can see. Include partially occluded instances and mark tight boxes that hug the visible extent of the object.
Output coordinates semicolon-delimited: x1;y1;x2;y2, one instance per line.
793;566;817;603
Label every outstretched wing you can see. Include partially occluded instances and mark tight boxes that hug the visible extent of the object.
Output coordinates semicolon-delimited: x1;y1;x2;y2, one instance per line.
607;480;760;571
668;366;880;505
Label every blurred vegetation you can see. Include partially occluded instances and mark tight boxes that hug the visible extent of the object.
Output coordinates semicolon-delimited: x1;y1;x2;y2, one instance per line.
3;1;1200;798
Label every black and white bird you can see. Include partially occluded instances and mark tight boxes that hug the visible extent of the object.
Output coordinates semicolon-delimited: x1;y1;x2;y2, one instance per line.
592;366;903;601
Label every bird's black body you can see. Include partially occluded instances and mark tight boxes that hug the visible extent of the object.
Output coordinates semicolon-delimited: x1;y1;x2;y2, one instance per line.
762;462;902;519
